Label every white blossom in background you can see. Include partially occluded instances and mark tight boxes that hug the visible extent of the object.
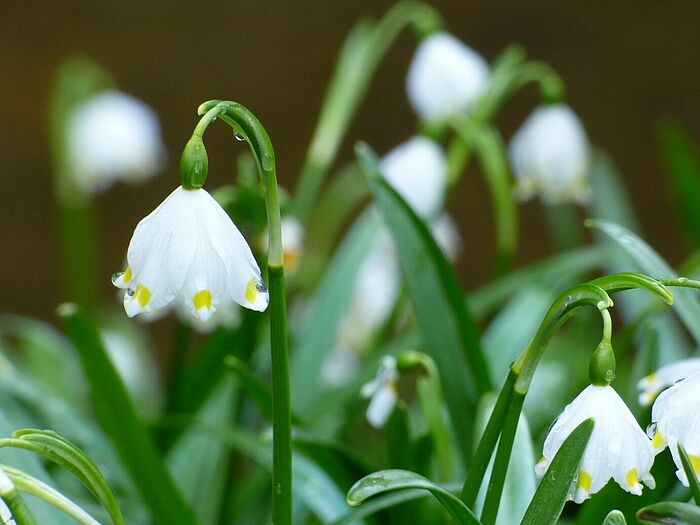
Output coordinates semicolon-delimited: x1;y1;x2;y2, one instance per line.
113;186;268;321
537;385;655;503
67;90;166;193
508;103;591;204
650;370;700;486
361;356;400;428
379;136;447;219
430;213;461;262
407;32;491;122
637;357;700;407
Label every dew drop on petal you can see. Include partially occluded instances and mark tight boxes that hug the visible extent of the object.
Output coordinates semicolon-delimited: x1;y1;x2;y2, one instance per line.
111;271;123;285
646;422;657;439
255;279;268;294
126;288;136;297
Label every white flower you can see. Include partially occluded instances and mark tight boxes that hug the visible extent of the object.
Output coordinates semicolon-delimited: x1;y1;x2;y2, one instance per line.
537;385;655;503
406;32;490;121
508;104;591;204
67;91;165;193
650;370;700;486
430;213;461;262
280;217;304;271
113;186;268;320
361;356;400;428
380;136;448;219
637;357;700;407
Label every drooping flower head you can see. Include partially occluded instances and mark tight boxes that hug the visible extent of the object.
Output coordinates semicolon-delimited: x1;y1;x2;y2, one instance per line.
407;32;490;122
361;356;400;428
537;385;655;503
508;103;591;204
67;91;165;193
650;370;700;486
637;357;700;407
113;186;268;321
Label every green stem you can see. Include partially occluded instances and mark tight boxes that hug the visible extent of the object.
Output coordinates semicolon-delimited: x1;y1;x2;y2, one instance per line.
452;120;517;275
1;487;36;525
543;203;584;251
193;100;291;524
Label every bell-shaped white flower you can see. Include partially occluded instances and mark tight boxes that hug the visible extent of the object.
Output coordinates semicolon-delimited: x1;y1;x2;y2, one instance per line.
637;357;700;407
67;90;165;193
508;104;591;204
361;356;400;428
406;32;490;122
113;186;268;320
380;136;447;219
280;217;304;271
650;370;700;486
537;385;655;503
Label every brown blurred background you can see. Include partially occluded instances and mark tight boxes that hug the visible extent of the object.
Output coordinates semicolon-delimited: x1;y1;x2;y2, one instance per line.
2;1;700;320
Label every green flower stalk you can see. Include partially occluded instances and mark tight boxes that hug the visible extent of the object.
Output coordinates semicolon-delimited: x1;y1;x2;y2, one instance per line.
0;467;36;525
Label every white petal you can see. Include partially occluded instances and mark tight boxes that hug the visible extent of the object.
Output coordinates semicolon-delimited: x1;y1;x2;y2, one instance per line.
379;136;447;219
406;32;490;121
637;357;700;406
430;213;461;262
509;104;590;204
366;384;398;428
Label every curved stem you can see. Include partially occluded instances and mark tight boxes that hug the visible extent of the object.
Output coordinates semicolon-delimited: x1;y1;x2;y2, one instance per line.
0;468;36;525
193;100;291;525
452;120;517;275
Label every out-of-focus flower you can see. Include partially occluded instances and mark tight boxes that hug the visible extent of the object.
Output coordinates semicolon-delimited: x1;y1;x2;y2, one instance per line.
430;213;461;262
650;370;700;486
508;104;591;205
67;91;165;193
406;32;490;122
361;356;400;428
113;186;268;320
637;357;700;407
537;384;655;503
379;136;447;219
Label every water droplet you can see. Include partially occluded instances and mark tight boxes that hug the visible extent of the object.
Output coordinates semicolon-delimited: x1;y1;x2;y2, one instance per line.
126;288;136;297
234;131;245;142
646;422;657;439
262;152;273;171
256;280;268;294
679;277;689;283
274;482;282;495
111;272;123;285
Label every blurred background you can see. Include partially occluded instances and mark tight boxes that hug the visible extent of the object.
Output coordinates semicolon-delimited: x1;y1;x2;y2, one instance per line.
3;0;700;319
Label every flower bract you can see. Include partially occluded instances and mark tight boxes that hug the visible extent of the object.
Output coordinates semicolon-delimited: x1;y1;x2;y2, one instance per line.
650;370;700;486
537;384;655;503
508;103;591;204
406;32;490;121
113;186;268;320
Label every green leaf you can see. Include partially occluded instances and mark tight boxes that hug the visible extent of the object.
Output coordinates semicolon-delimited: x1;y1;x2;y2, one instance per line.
587;219;700;345
520;418;594;525
636;501;700;524
659;121;700;249
58;304;199;525
167;379;236;525
330;489;429;525
602;510;627;525
290;211;378;418
356;142;490;454
347;469;481;525
2;465;100;525
1;429;123;525
588;272;674;305
679;443;700;505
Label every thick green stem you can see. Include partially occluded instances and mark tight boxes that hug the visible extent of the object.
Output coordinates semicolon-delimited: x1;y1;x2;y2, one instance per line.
0;474;36;525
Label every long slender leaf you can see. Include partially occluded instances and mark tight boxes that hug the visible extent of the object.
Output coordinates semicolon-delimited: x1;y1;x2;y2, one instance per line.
520;418;594;525
678;443;700;505
603;510;627;525
290;211;378;417
636;501;700;524
357;142;490;456
587;219;700;345
347;469;481;525
58;304;199;525
331;490;428;525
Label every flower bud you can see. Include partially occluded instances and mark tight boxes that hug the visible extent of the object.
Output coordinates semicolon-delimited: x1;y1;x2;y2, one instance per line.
179;137;208;189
